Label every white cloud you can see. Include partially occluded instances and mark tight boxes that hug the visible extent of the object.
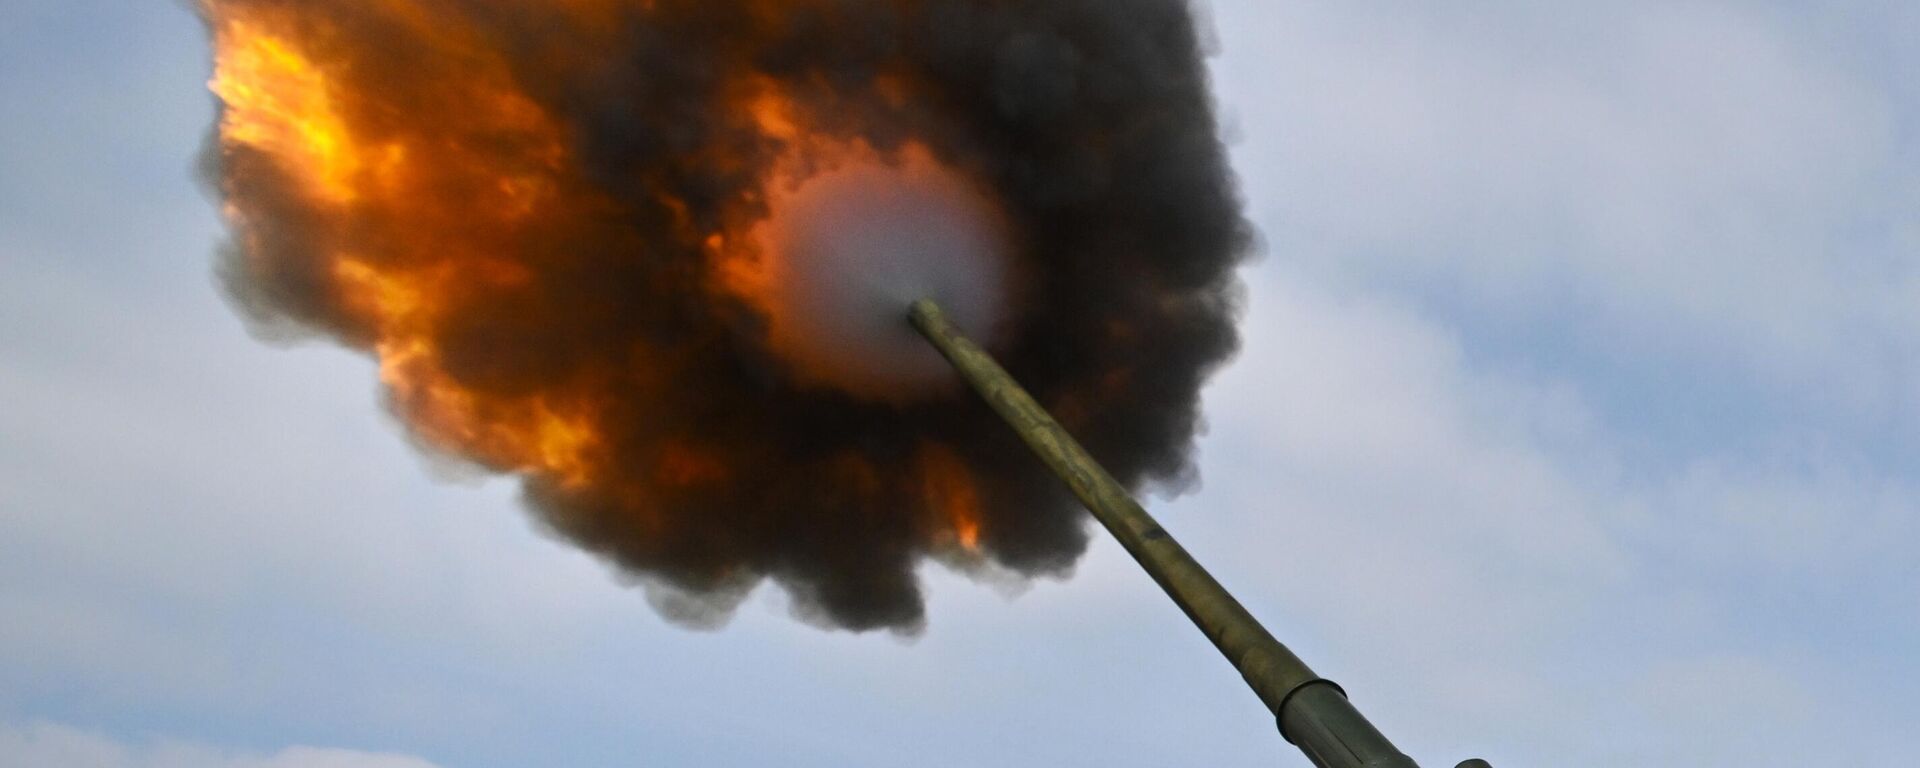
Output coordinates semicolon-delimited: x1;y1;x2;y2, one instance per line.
1165;261;1919;764
1178;273;1633;744
1211;0;1914;416
1189;10;1920;724
0;721;440;768
1655;453;1920;577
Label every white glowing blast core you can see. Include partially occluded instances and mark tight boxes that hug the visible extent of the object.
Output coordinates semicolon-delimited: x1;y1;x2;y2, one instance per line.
749;148;1015;403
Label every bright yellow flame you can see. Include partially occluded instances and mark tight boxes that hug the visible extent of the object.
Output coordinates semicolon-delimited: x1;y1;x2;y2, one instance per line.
205;2;1000;530
531;405;599;488
332;258;423;328
919;444;985;552
331;257;601;487
210;20;361;203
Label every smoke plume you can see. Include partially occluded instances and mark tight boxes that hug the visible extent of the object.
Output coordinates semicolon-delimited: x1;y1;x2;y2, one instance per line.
201;0;1250;632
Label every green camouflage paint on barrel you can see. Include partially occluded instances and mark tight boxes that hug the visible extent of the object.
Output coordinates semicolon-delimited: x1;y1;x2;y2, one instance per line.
909;298;1420;768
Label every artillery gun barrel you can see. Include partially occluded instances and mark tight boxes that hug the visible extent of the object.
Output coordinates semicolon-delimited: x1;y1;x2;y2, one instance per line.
909;298;1420;768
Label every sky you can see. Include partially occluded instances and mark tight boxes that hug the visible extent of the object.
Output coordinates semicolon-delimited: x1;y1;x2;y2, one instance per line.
1;1;1915;766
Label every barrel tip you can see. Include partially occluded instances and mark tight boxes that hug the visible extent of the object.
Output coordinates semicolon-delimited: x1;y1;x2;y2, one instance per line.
906;297;944;327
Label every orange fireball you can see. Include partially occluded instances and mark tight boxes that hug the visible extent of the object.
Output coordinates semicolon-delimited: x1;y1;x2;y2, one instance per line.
203;0;1248;631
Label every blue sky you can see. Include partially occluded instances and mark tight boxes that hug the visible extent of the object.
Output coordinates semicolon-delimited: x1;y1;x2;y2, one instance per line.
2;1;1915;766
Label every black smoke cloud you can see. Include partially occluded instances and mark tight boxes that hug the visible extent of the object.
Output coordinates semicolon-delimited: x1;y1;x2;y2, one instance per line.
203;0;1250;632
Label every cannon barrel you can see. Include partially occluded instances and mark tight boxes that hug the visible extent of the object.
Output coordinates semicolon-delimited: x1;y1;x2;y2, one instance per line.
909;298;1421;768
